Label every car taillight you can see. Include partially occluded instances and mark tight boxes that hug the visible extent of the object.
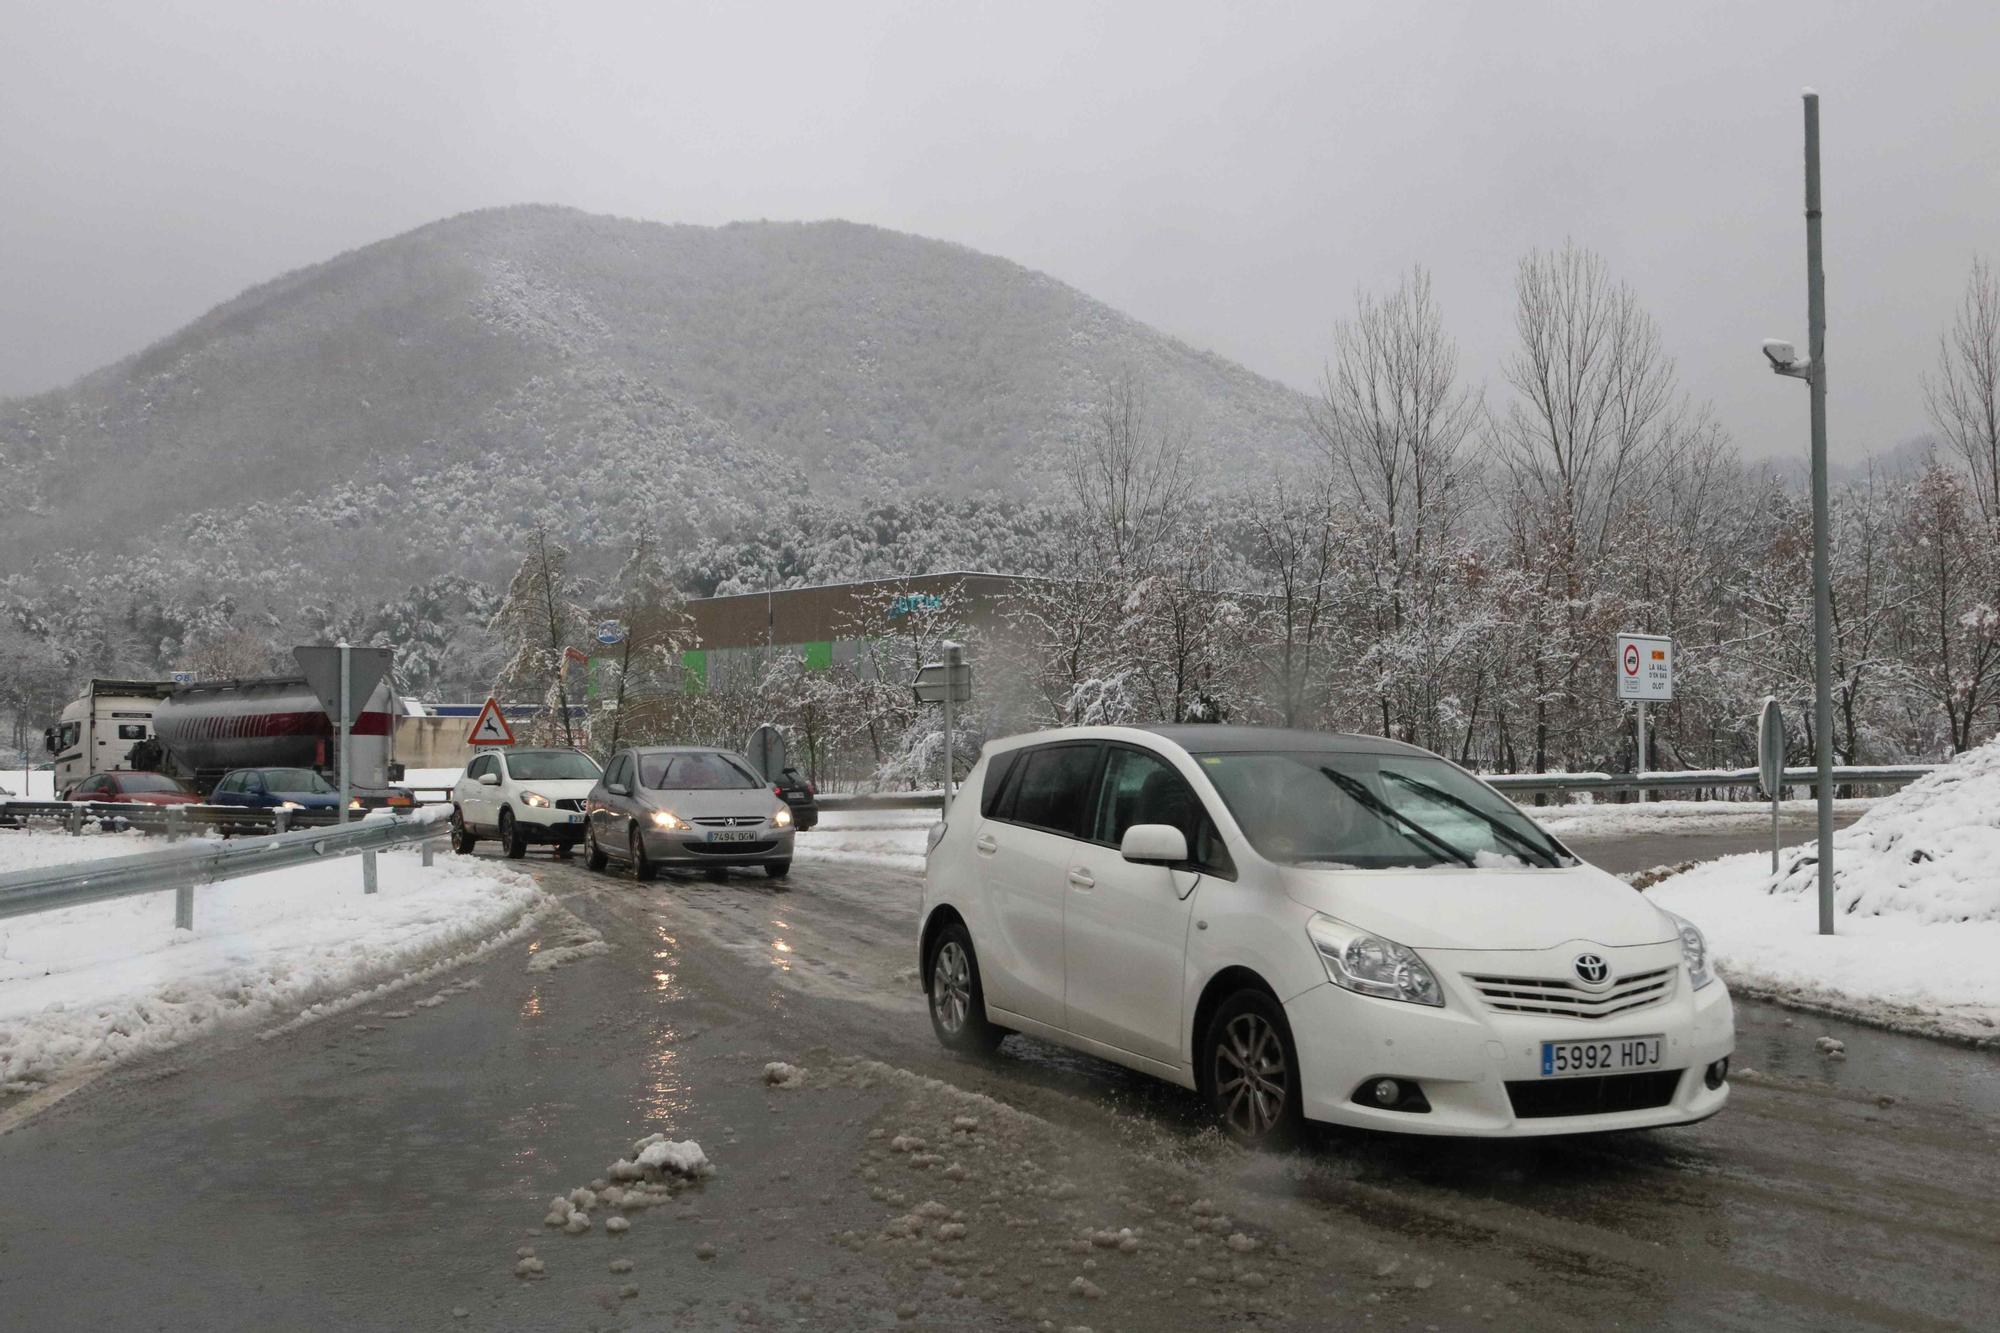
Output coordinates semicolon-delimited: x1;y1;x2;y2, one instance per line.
773;785;783;797
805;781;815;796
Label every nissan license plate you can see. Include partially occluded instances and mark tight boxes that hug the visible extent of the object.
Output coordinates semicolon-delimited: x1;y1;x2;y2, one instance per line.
564;813;584;824
1540;1034;1664;1078
707;829;756;843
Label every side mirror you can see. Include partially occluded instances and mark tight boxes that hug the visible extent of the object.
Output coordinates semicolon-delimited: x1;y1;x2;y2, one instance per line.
606;782;630;797
1120;823;1189;867
43;728;57;754
476;772;500;786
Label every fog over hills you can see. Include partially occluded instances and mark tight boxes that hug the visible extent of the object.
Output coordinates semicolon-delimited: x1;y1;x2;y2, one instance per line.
0;205;1313;588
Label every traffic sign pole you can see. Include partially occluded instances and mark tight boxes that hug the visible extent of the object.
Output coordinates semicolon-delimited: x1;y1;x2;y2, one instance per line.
338;642;351;826
1635;701;1647;806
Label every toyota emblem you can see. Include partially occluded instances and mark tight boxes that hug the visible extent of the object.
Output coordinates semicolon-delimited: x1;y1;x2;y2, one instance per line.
1573;953;1610;985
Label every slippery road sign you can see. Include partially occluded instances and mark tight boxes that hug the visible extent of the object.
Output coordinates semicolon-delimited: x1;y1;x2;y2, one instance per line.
467;697;516;746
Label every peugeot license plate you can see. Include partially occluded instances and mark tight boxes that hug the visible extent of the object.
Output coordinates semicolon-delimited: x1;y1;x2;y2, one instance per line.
707;829;756;843
1540;1035;1664;1078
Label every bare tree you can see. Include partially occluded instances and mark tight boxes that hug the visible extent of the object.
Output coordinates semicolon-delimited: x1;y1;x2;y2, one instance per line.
490;522;590;747
1923;257;2000;523
1244;473;1340;727
1065;372;1195;573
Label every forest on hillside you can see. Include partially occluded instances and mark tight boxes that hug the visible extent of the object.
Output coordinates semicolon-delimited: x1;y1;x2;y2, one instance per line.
3;243;1996;783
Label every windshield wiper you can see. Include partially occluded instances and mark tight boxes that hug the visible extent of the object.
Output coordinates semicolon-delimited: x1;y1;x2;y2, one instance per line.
1379;771;1568;868
1320;768;1476;869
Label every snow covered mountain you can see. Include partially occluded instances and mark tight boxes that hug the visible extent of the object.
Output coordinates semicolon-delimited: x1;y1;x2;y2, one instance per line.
0;205;1312;586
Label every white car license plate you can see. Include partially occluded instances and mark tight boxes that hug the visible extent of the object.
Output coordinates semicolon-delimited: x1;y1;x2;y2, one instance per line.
1540;1034;1664;1078
707;829;756;843
564;813;584;825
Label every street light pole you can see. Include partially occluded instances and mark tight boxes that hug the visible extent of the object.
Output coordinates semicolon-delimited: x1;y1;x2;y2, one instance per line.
1803;90;1836;935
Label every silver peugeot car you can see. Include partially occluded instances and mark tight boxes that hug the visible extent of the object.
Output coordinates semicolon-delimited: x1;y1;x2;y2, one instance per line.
584;746;795;879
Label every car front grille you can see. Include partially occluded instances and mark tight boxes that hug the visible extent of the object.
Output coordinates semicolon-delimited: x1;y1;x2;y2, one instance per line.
691;815;762;827
556;798;585;812
1464;966;1677;1020
684;839;777;856
1505;1070;1684;1119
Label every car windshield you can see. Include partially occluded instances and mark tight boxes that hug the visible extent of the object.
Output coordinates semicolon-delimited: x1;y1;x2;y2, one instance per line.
119;773;189;794
1196;750;1573;870
259;768;333;793
508;751;603;782
638;751;761;791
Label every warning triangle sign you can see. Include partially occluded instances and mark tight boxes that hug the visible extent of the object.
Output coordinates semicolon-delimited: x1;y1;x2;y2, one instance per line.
467;697;516;746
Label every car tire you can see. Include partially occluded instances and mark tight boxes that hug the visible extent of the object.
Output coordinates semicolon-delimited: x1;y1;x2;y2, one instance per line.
629;824;657;881
585;825;608;872
925;922;1004;1055
1200;989;1305;1149
763;860;790;879
450;807;476;855
501;809;528;860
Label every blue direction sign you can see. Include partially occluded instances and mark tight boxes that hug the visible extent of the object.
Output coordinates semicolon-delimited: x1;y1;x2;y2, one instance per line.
595;620;626;646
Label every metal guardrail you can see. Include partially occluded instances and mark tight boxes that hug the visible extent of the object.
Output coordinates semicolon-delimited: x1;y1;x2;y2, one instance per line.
815;764;1937;812
0;812;449;928
0;800;349;837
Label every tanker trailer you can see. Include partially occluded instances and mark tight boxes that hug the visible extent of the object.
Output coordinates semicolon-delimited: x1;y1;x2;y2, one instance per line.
151;675;410;807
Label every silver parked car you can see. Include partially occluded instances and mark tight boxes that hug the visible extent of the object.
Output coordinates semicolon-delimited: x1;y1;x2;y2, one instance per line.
585;746;796;879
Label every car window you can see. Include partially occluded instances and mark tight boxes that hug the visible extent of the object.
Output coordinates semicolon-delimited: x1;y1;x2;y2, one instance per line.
1089;746;1234;877
468;755;494;780
1198;750;1572;869
606;754;631;789
119;773;187;794
981;749;1021;818
1003;744;1100;837
506;750;603;782
639;751;762;790
216;774;239;794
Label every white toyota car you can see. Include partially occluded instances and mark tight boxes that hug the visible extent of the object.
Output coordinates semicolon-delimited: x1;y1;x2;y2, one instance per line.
450;747;603;859
919;725;1733;1144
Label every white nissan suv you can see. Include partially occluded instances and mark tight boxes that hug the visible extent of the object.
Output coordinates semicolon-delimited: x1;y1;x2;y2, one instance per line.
919;725;1734;1145
451;748;603;859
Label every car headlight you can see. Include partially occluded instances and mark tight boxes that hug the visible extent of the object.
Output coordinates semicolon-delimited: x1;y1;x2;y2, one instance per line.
772;805;793;828
520;790;552;809
651;809;690;831
1306;914;1444;1007
1667;911;1714;989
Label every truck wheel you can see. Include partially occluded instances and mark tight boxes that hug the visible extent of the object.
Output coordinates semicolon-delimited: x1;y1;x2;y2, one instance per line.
450;808;476;855
501;809;528;859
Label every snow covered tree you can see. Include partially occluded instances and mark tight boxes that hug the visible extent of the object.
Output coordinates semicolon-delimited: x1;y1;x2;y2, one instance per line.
594;530;697;756
490;522;591;747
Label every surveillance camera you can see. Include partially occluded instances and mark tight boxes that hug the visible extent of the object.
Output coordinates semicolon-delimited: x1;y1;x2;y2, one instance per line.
1762;339;1798;368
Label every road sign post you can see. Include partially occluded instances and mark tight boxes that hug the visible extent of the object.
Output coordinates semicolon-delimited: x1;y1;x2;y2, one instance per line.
294;644;394;828
746;724;786;782
912;645;971;815
1758;696;1786;874
1615;634;1674;804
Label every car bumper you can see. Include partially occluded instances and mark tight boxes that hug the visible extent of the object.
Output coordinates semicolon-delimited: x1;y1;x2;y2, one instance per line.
639;826;796;864
515;805;588;837
1284;944;1734;1138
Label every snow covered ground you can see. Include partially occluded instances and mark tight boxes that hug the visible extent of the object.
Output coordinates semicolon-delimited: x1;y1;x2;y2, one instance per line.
1533;796;1879;837
0;768;57;801
0;831;544;1092
1649;740;2000;1043
794;808;934;873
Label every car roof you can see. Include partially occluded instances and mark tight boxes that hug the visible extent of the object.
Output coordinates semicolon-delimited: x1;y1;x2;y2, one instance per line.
505;747;586;756
628;745;735;755
983;724;1435;759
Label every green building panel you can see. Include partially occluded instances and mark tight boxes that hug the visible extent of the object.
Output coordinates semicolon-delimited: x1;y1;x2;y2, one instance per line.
803;640;833;670
680;648;708;694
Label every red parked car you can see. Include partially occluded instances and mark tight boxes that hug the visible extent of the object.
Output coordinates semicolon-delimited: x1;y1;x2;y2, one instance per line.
63;771;202;805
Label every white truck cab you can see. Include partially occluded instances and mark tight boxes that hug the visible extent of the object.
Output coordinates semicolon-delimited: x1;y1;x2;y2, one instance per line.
47;679;178;794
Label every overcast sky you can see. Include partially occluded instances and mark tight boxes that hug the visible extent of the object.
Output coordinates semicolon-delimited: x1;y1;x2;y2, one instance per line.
5;1;1998;463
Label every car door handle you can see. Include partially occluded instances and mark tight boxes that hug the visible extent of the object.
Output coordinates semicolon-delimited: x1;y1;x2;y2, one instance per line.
1067;868;1095;890
974;835;998;855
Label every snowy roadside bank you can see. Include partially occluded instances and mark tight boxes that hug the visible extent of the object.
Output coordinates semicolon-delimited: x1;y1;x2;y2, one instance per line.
794;809;933;874
0;832;545;1092
1648;741;2000;1046
1533;796;1879;837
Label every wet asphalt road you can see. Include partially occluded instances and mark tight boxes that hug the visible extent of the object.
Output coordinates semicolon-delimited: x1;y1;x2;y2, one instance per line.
0;828;1993;1332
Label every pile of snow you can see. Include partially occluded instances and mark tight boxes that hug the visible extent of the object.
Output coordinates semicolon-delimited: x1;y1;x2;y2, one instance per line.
1650;739;2000;1041
0;769;57;802
795;808;934;872
0;834;542;1091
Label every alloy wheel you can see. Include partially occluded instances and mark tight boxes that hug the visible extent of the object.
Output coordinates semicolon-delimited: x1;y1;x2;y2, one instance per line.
1213;1012;1289;1140
932;941;971;1034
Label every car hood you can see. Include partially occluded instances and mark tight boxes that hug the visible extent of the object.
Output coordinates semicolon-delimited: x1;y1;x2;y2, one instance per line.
639;787;781;820
514;779;600;800
1278;863;1677;951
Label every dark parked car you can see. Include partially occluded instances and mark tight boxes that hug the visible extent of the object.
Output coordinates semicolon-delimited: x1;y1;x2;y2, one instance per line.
62;771;201;805
772;766;819;830
209;767;343;812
